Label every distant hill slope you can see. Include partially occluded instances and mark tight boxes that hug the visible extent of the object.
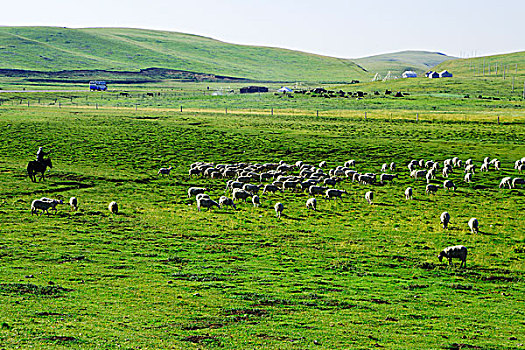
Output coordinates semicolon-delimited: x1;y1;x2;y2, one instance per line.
354;50;457;77
432;51;525;78
0;26;370;82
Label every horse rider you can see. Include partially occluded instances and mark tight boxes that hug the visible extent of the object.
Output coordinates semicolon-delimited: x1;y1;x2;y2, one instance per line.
36;147;50;163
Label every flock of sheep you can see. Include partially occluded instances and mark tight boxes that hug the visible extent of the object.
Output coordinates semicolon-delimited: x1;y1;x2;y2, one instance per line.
30;196;119;215
182;155;525;268
29;155;524;268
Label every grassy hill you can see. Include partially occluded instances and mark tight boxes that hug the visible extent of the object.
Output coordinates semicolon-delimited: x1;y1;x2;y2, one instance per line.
433;51;525;78
0;26;370;82
353;50;457;77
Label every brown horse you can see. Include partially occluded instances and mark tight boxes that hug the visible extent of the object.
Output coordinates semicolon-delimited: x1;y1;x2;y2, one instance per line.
27;158;53;182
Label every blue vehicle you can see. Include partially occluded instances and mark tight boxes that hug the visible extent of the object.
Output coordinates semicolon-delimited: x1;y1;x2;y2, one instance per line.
89;81;107;91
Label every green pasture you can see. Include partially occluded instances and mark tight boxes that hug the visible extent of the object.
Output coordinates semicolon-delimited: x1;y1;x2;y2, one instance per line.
0;102;523;349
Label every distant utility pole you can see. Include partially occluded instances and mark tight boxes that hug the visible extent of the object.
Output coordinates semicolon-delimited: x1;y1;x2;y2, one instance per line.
483;58;485;76
512;76;515;92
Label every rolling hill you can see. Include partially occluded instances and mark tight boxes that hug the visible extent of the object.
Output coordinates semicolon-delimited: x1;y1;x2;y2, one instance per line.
432;51;525;78
353;50;457;77
0;26;370;82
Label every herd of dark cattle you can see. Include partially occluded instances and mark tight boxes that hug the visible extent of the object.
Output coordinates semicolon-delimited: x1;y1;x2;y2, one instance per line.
277;88;406;99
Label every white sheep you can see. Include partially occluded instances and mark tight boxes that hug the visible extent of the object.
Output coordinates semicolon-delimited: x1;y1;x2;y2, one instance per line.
69;197;78;211
188;187;207;198
499;177;512;189
319;161;327;168
219;196;236;210
31;199;62;215
157;166;173;177
426;184;439;195
365;191;373;205
325;189;347;201
480;162;489;172
252;195;260;207
232;188;252;202
381;163;388;172
108;201;118;214
438;245;468;268
443;180;456;191
440;211;450;229
262;184;281;195
380;173;398;184
197;197;220;212
512;177;525;188
405;187;413;200
390;162;396;171
464;173;473;183
494;160;501;170
274;202;284;218
306;197;317;211
468;217;479;234
518;164;525;173
309;185;328;196
196;193;210;201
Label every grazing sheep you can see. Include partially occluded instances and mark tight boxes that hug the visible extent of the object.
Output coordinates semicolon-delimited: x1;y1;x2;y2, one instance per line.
494;160;501;170
196;193;210;201
411;170;427;179
188;187;207;198
306;197;317;211
515;160;522;169
325;189;347;201
380;173;398;184
252;195;260;207
499;177;512;189
274;202;284;218
390;162;396;171
464;173;473;183
465;164;476;173
359;174;376;185
69;197;78;211
232;188;252;202
108;201;118;214
197;198;220;212
468;218;479;234
188;168;201;178
365;191;373;205
243;183;260;194
345;160;356;167
440;211;450;229
381;163;389;172
438;245;468;268
480;162;489;172
282;180;301;192
426;170;434;184
219;196;236;210
262;184;281;195
512;177;525;188
444;180;456;191
31;199;62;215
442;167;450;178
426;184;439;195
309;185;328;196
405;187;413;200
518;164;525;173
319;161;327;168
157;166;173;177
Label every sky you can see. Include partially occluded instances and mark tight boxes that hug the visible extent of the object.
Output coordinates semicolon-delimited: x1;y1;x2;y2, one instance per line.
1;0;524;58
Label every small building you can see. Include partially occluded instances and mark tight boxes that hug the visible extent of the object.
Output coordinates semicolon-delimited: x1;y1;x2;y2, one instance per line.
402;71;417;78
439;70;453;78
427;71;440;79
240;86;268;94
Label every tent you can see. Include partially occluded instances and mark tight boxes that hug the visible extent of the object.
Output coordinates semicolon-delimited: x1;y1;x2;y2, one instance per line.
427;71;440;79
402;71;417;78
278;87;293;93
439;70;453;78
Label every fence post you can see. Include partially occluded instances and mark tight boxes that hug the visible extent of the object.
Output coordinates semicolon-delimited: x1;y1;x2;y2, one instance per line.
180;106;183;113
416;113;419;122
271;108;273;116
364;112;367;120
497;116;500;124
96;103;98;110
225;107;227;114
316;110;319;117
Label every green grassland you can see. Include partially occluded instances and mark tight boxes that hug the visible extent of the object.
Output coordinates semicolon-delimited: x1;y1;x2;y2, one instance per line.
0;27;370;82
0;93;524;349
434;52;525;78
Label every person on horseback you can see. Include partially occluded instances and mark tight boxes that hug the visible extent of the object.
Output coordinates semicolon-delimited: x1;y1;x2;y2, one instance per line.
36;147;50;163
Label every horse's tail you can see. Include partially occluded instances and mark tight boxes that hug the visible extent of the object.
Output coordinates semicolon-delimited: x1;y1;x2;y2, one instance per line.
27;161;36;182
